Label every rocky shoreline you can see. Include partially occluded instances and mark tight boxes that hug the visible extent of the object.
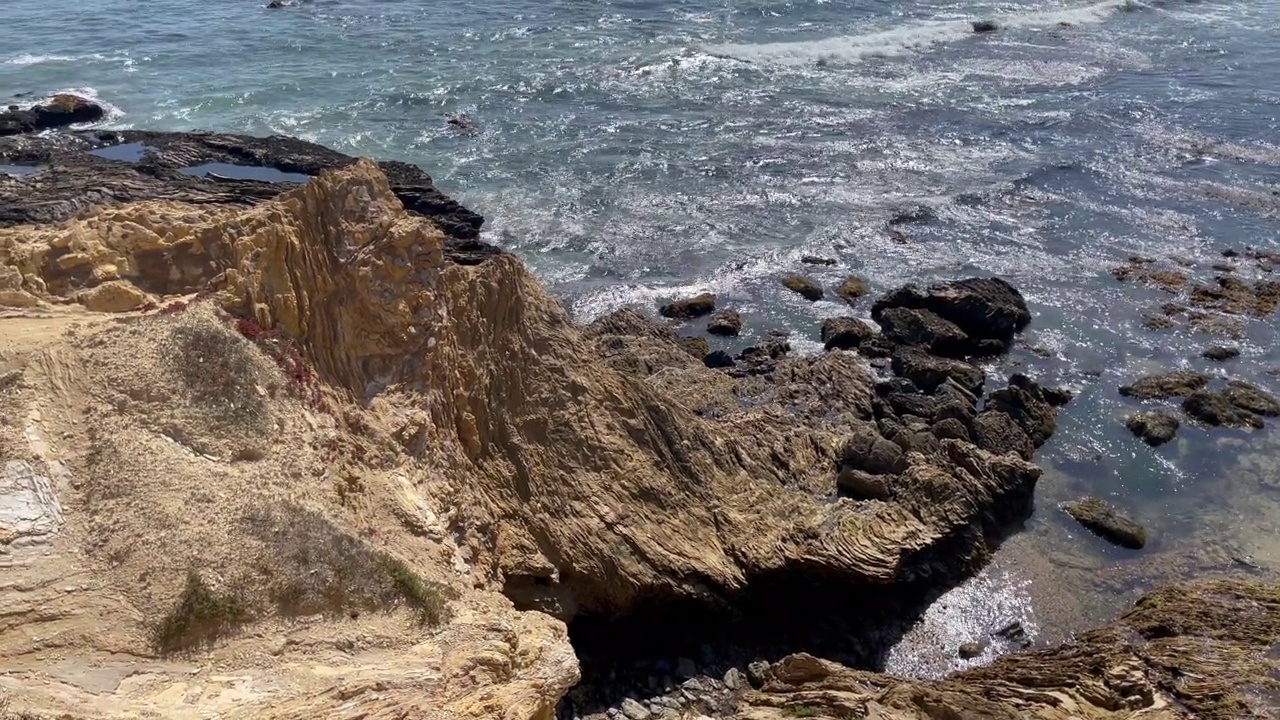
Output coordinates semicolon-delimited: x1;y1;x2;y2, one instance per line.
2;103;1279;719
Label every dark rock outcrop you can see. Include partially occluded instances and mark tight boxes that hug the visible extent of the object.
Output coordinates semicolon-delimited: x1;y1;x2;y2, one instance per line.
1063;497;1147;549
703;350;734;369
800;255;836;266
660;293;717;320
891;346;985;395
820;317;873;350
706;309;742;337
1125;410;1180;446
983;374;1055;449
972;19;999;33
0;94;105;136
1223;380;1280;417
871;277;1030;354
877;306;970;357
780;275;823;301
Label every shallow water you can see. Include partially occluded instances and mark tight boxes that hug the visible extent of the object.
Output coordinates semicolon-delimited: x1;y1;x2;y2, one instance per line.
5;0;1280;675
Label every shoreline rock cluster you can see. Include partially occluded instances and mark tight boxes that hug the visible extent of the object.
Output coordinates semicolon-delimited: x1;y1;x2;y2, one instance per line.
2;110;1278;720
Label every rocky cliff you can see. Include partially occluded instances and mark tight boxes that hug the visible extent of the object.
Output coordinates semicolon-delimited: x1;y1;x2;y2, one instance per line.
0;129;1276;719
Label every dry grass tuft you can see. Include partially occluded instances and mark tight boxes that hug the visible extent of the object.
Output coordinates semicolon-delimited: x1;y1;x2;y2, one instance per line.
244;503;451;626
151;570;252;655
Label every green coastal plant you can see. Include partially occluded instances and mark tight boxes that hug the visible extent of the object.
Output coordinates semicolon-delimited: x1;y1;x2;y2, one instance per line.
151;571;252;654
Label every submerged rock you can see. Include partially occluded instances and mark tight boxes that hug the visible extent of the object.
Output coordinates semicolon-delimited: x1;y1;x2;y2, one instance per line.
1125;410;1180;446
705;309;741;337
971;19;999;33
1119;370;1208;400
1182;390;1264;429
958;641;986;659
800;255;837;266
1223;380;1280;417
1202;345;1241;361
1063;497;1147;549
659;293;716;320
781;274;823;301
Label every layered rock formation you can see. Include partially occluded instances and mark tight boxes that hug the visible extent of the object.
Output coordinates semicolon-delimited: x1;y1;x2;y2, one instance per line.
1;129;1275;720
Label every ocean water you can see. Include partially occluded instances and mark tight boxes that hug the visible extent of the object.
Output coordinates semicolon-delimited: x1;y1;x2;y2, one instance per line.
6;0;1280;675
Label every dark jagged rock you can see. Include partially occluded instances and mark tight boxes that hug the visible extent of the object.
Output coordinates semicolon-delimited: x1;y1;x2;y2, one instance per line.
1203;345;1241;361
1119;370;1208;400
820;316;874;350
737;338;790;366
958;641;986;659
891;346;985;396
800;255;836;266
834;275;868;304
1125;410;1180;446
1183;390;1263;429
1223;380;1280;417
972;410;1034;460
883;392;937;420
0;94;105;136
932;417;971;442
0;129;489;259
1040;386;1074;407
780;275;823;301
659;293;716;320
839;422;907;476
877;306;971;356
1063;497;1147;549
702;350;735;369
836;468;891;501
706;309;742;337
972;19;999;33
872;277;1030;352
984;374;1056;449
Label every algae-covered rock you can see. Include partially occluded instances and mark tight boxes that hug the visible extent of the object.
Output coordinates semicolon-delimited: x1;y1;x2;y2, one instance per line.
1120;370;1208;400
1125;410;1180;446
1063;497;1147;549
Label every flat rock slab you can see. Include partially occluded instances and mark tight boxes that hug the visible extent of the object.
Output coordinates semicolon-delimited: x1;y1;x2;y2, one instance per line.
0;459;64;548
1063;497;1146;549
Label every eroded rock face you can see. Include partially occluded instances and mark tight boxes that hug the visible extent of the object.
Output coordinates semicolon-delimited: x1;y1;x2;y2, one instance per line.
739;580;1280;720
0;160;1048;632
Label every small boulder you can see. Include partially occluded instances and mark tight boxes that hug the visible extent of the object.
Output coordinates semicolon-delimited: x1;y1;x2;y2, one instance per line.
1202;346;1240;361
706;309;742;337
984;374;1056;448
836;467;891;501
834;276;868;304
620;698;651;720
1119;370;1208;400
1182;390;1264;429
703;350;735;369
972;19;999;33
932;417;971;442
660;293;717;320
820;316;874;350
958;641;986;659
746;660;770;689
781;275;823;301
1063;497;1147;549
1124;410;1180;446
1040;386;1074;406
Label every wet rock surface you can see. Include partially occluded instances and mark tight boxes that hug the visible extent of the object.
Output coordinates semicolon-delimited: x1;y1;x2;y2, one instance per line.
1119;370;1208;400
1125;410;1180;446
660;293;717;320
0;127;489;259
706;309;742;337
833;275;867;304
0;94;105;136
1063;497;1147;549
819;316;873;350
780;274;823;301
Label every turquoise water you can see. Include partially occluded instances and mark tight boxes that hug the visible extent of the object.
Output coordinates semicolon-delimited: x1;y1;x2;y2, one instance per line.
6;0;1280;662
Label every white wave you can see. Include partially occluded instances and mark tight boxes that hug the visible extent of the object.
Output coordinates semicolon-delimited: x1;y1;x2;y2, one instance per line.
4;53;77;66
705;0;1143;67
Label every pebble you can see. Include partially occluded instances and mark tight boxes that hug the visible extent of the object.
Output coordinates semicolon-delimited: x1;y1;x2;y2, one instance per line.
723;667;743;690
